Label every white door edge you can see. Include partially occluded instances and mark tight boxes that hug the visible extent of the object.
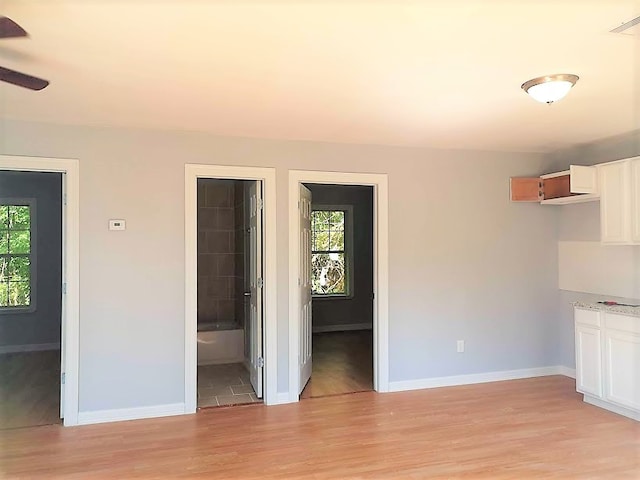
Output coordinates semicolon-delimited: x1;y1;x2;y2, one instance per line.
184;164;277;412
0;155;80;426
287;170;390;402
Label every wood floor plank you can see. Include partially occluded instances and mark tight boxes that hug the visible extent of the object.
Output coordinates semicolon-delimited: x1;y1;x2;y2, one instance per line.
301;330;373;399
1;376;638;479
0;351;61;430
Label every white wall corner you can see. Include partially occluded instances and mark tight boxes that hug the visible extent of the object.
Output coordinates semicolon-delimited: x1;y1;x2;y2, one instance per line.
77;403;187;426
388;366;573;393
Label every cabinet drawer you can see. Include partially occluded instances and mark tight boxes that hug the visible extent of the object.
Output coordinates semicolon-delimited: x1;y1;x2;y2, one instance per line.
605;313;640;334
575;308;601;327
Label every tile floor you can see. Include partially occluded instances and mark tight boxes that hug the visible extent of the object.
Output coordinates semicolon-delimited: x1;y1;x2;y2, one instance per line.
197;363;261;408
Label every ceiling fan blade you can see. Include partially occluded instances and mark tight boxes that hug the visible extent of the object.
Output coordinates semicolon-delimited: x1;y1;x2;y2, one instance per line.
0;17;28;38
0;66;48;90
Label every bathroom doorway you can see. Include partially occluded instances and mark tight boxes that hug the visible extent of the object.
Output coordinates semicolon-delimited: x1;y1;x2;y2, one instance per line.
185;164;276;412
196;178;263;408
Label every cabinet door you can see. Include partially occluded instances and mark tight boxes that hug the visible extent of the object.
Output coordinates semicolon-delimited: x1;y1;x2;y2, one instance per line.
631;159;640;243
570;165;598;194
510;177;541;202
604;329;640;410
599;162;631;244
575;325;603;398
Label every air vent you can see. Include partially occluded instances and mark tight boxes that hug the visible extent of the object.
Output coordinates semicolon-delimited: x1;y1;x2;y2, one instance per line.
610;15;640;35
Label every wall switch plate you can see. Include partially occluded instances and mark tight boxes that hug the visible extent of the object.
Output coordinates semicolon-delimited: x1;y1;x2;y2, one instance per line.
457;340;465;353
109;219;126;231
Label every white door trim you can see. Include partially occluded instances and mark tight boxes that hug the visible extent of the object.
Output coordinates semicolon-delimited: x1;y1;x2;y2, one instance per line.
0;155;80;426
184;164;277;412
288;170;389;401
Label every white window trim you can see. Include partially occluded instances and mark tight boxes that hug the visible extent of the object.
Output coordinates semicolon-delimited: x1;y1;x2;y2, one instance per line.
310;204;354;299
0;198;37;314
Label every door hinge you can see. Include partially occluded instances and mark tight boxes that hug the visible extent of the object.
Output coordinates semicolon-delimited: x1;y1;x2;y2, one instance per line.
61;372;66;384
257;278;264;288
62;282;67;295
257;357;264;368
258;199;264;210
63;194;68;206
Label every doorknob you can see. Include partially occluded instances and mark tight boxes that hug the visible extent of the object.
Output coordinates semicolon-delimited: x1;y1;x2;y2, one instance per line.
243;292;251;297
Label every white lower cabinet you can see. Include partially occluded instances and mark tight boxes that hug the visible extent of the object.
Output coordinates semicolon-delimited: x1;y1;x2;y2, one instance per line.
604;329;640;411
575;325;602;397
574;307;640;421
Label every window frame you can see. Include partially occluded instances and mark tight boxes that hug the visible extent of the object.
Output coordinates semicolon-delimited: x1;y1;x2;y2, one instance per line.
310;204;354;299
0;198;37;314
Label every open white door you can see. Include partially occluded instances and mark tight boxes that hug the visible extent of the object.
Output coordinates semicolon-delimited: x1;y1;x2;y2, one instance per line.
298;184;313;394
248;181;264;398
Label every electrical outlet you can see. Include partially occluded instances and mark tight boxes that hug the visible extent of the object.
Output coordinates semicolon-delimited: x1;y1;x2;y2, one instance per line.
457;340;465;353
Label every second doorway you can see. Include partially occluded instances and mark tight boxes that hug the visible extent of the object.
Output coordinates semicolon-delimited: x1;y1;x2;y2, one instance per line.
299;183;374;399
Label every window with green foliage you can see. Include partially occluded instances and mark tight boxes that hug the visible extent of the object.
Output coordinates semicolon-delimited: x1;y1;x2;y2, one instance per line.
0;204;33;309
311;209;350;296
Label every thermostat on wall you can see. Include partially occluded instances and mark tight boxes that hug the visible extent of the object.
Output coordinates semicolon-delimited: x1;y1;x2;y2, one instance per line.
109;219;126;231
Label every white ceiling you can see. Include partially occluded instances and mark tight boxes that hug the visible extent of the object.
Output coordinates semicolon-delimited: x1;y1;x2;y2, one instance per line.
1;0;639;153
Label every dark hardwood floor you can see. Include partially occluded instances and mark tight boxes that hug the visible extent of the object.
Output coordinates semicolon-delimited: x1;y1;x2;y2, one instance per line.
0;350;61;430
300;330;373;399
2;376;639;478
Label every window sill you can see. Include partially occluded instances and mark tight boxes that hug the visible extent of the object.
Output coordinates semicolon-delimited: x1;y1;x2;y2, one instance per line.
312;294;354;301
0;305;36;315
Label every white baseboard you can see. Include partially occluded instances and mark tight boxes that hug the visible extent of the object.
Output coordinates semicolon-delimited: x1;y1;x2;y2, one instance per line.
388;366;572;393
313;323;372;333
0;343;60;354
77;403;186;426
274;392;295;405
583;395;640;421
558;365;576;379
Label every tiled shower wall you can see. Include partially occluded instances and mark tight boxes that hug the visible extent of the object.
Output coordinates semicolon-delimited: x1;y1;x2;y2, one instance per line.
197;179;246;329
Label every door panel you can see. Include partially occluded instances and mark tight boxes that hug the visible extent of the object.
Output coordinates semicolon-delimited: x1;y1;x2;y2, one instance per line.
605;330;640;410
510;177;541;202
248;181;263;398
575;325;603;398
298;185;312;394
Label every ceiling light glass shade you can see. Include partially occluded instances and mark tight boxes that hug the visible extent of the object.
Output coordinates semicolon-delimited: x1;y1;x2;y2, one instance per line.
521;74;579;104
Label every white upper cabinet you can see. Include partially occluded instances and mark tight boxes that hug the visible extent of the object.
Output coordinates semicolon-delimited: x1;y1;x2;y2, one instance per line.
570;165;599;194
599;158;639;245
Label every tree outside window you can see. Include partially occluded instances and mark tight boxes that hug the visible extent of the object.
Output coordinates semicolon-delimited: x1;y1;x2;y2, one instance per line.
0;203;33;309
311;208;350;296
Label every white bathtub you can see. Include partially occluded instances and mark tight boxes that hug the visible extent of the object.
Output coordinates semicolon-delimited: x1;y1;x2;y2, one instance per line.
197;327;245;365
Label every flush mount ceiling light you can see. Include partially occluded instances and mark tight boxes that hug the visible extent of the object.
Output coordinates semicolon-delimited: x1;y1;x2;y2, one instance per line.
521;74;579;104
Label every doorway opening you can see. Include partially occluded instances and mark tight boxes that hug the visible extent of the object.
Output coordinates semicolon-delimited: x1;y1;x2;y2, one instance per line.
299;184;375;399
0;155;79;426
196;178;263;408
185;164;277;413
288;170;390;402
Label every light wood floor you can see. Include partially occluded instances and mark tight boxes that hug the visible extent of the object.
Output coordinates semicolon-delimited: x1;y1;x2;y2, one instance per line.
0;350;61;430
2;376;639;478
300;330;373;399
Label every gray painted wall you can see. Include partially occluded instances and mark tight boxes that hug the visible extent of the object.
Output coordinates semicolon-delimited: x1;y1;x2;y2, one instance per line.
1;119;562;413
307;184;373;330
548;129;640;369
0;171;62;348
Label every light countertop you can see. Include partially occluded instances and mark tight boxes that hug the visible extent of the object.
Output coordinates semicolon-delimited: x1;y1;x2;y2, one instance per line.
573;301;640;318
